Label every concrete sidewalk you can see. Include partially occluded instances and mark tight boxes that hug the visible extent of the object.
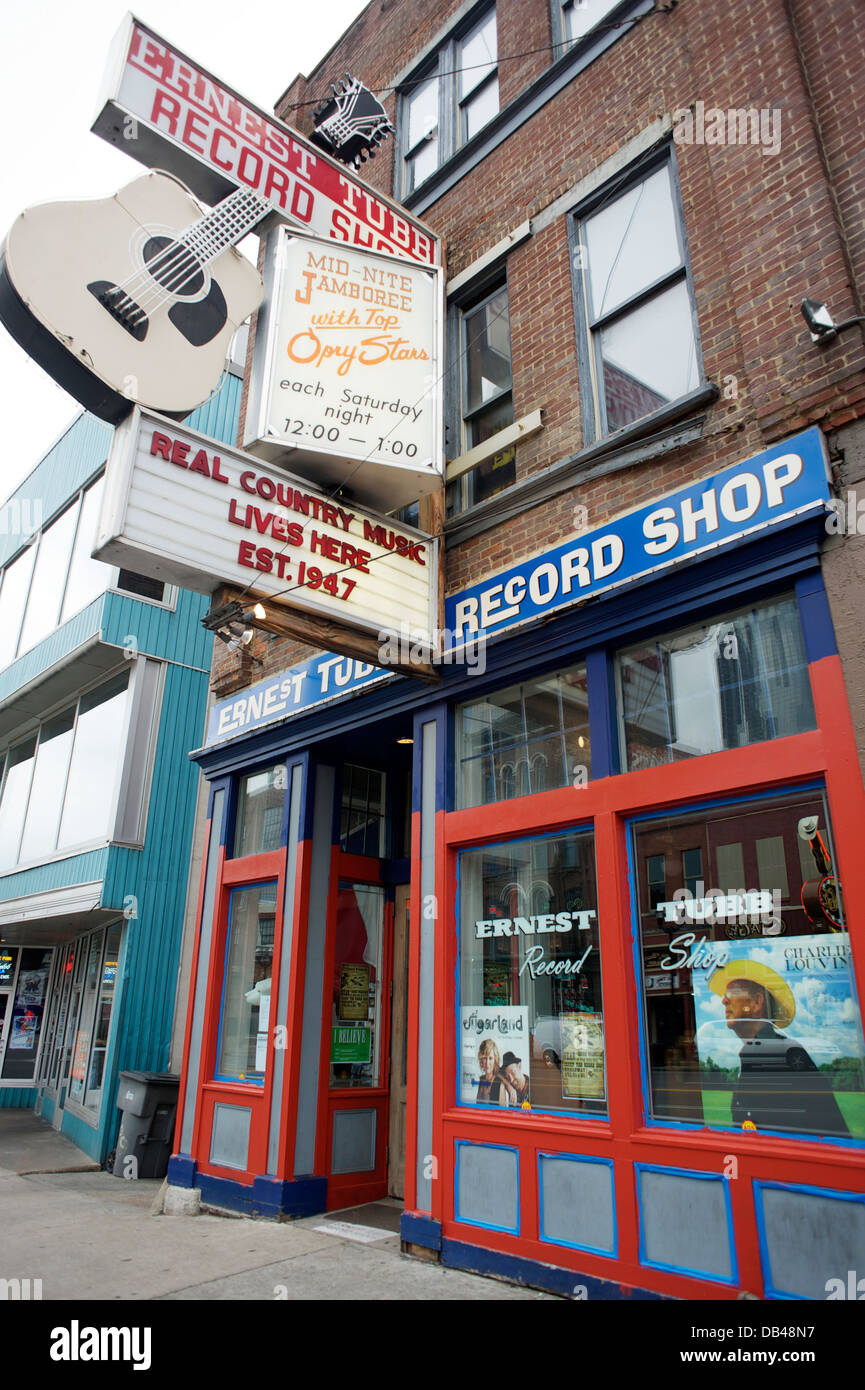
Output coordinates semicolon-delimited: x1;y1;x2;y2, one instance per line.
0;1115;555;1301
0;1108;100;1175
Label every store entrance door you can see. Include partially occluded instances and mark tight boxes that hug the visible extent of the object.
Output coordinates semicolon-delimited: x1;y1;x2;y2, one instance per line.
388;883;410;1199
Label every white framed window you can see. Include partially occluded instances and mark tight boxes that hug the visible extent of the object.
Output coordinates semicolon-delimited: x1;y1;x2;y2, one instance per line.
400;5;499;196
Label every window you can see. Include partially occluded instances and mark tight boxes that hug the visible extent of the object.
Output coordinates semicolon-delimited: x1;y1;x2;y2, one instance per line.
615;595;815;771
456;664;590;808
330;883;385;1088
233;764;286;858
554;0;630;50
217;881;277;1082
340;765;386;856
447;278;516;516
0;672;130;871
0;475;170;674
0;947;53;1082
459;829;606;1117
400;6;499;196
84;924;122;1111
632;789;865;1141
572;155;700;439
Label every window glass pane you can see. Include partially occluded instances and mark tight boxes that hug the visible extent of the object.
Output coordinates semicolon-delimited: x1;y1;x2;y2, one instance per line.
457;665;589;808
218;882;277;1081
407;137;439;192
459;830;605;1116
459;11;497;98
233;764;285;857
1;947;52;1081
584;165;682;320
18;708;75;863
85;923;122;1110
471;441;516;506
462;76;499;141
633;790;865;1140
617;596;815;770
57;675;129;850
0;739;36;872
61;479;110;622
330;883;385;1087
406;75;438;151
17;502;79;655
0;544;37;670
68;932;102;1105
464;290;512;417
116;570;166;602
564;0;624;44
600;278;698;430
340;765;386;855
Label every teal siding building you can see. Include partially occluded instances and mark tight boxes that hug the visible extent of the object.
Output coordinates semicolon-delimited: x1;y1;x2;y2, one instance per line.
0;375;240;1163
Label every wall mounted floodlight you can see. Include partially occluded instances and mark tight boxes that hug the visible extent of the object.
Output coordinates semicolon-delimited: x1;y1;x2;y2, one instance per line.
801;298;865;344
201;598;266;662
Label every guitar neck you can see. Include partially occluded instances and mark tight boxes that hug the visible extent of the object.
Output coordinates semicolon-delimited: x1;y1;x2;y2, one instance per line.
182;187;270;263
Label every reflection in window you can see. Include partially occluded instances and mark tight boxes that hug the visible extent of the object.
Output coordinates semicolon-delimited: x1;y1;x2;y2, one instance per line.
57;675;130;850
18;710;75;863
459;830;605;1117
457;664;590;808
633;790;865;1141
340;765;386;856
85;923;122;1110
233;765;285;858
330;883;385;1088
0;543;36;669
218;882;277;1082
17;502;79;655
0;739;37;872
61;479;110;622
616;595;815;770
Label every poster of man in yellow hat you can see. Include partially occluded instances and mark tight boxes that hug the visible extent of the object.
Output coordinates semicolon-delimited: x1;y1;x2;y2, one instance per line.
691;935;865;1138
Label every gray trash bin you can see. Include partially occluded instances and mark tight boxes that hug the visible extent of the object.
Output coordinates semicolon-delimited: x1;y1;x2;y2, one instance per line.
113;1071;179;1179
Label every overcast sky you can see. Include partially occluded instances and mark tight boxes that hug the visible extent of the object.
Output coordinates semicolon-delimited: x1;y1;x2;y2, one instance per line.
0;0;370;501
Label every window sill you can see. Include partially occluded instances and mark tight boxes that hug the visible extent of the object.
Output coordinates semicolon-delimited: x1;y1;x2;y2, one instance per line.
445;383;718;547
446;409;544;483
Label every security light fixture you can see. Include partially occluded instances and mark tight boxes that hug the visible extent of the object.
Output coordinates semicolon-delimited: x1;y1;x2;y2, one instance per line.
202;598;266;662
801;298;865;344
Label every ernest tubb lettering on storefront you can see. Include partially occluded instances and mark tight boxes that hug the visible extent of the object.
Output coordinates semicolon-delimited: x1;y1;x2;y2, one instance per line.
203;427;831;746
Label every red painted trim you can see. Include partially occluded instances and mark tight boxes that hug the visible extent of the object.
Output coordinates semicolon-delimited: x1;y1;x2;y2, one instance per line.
403;807;422;1211
275;834;314;1180
172;814;213;1156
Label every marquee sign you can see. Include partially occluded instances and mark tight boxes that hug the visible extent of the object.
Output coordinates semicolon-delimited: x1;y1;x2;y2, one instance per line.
92;17;439;266
244;228;443;511
94;408;438;652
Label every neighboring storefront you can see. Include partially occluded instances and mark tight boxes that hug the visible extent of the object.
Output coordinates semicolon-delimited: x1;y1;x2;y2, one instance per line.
168;425;865;1298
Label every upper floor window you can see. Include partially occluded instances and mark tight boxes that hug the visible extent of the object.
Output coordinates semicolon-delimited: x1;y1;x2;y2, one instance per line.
400;5;499;197
571;154;701;440
447;278;516;516
554;0;630;50
0;475;170;673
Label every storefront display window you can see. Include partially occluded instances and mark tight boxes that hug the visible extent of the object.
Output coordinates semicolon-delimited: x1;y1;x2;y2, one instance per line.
458;829;605;1116
456;665;590;809
233;764;285;857
632;789;865;1140
330;883;385;1087
1;947;52;1082
616;594;815;770
217;882;277;1082
84;924;122;1110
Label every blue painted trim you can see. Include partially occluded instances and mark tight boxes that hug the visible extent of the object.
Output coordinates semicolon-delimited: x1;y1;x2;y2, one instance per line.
400;1212;442;1250
635;1162;739;1287
585;646;617;779
537;1150;617;1258
441;1237;670;1300
214;879;279;1085
412;703;449;816
167;1153;197;1188
300;757;319;844
454;1138;521;1235
382;858;411;885
278;754;307;850
753;1178;865;1302
252;1174;328;1219
795;571;838;662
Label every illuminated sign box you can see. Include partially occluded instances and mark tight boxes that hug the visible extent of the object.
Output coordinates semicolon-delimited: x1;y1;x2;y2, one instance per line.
92;16;439;266
94;408;438;649
244;228;444;512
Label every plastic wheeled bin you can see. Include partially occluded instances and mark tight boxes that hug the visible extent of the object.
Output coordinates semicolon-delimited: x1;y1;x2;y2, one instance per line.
112;1071;180;1179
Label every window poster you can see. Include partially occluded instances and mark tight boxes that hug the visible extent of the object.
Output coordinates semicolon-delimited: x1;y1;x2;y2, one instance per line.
561;1011;606;1101
460;1005;530;1106
690;933;865;1138
339;963;370;1020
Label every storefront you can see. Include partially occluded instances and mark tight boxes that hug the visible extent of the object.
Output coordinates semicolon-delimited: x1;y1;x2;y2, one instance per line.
168;425;865;1299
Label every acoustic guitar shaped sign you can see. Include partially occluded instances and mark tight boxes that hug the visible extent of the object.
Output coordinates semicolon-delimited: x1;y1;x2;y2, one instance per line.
0;169;266;424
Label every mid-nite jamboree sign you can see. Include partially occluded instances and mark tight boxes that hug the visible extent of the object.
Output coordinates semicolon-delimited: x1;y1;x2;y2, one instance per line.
94;408;437;644
446;427;832;644
245;229;443;511
92;17;439;266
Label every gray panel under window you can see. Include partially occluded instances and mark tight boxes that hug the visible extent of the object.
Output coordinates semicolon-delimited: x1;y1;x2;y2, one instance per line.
331;1108;377;1174
640;1169;732;1280
209;1103;252;1170
539;1155;615;1253
757;1185;865;1299
457;1143;519;1232
617;595;815;771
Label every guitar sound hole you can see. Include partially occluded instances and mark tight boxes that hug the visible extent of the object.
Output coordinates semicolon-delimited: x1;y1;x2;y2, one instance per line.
142;236;205;297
